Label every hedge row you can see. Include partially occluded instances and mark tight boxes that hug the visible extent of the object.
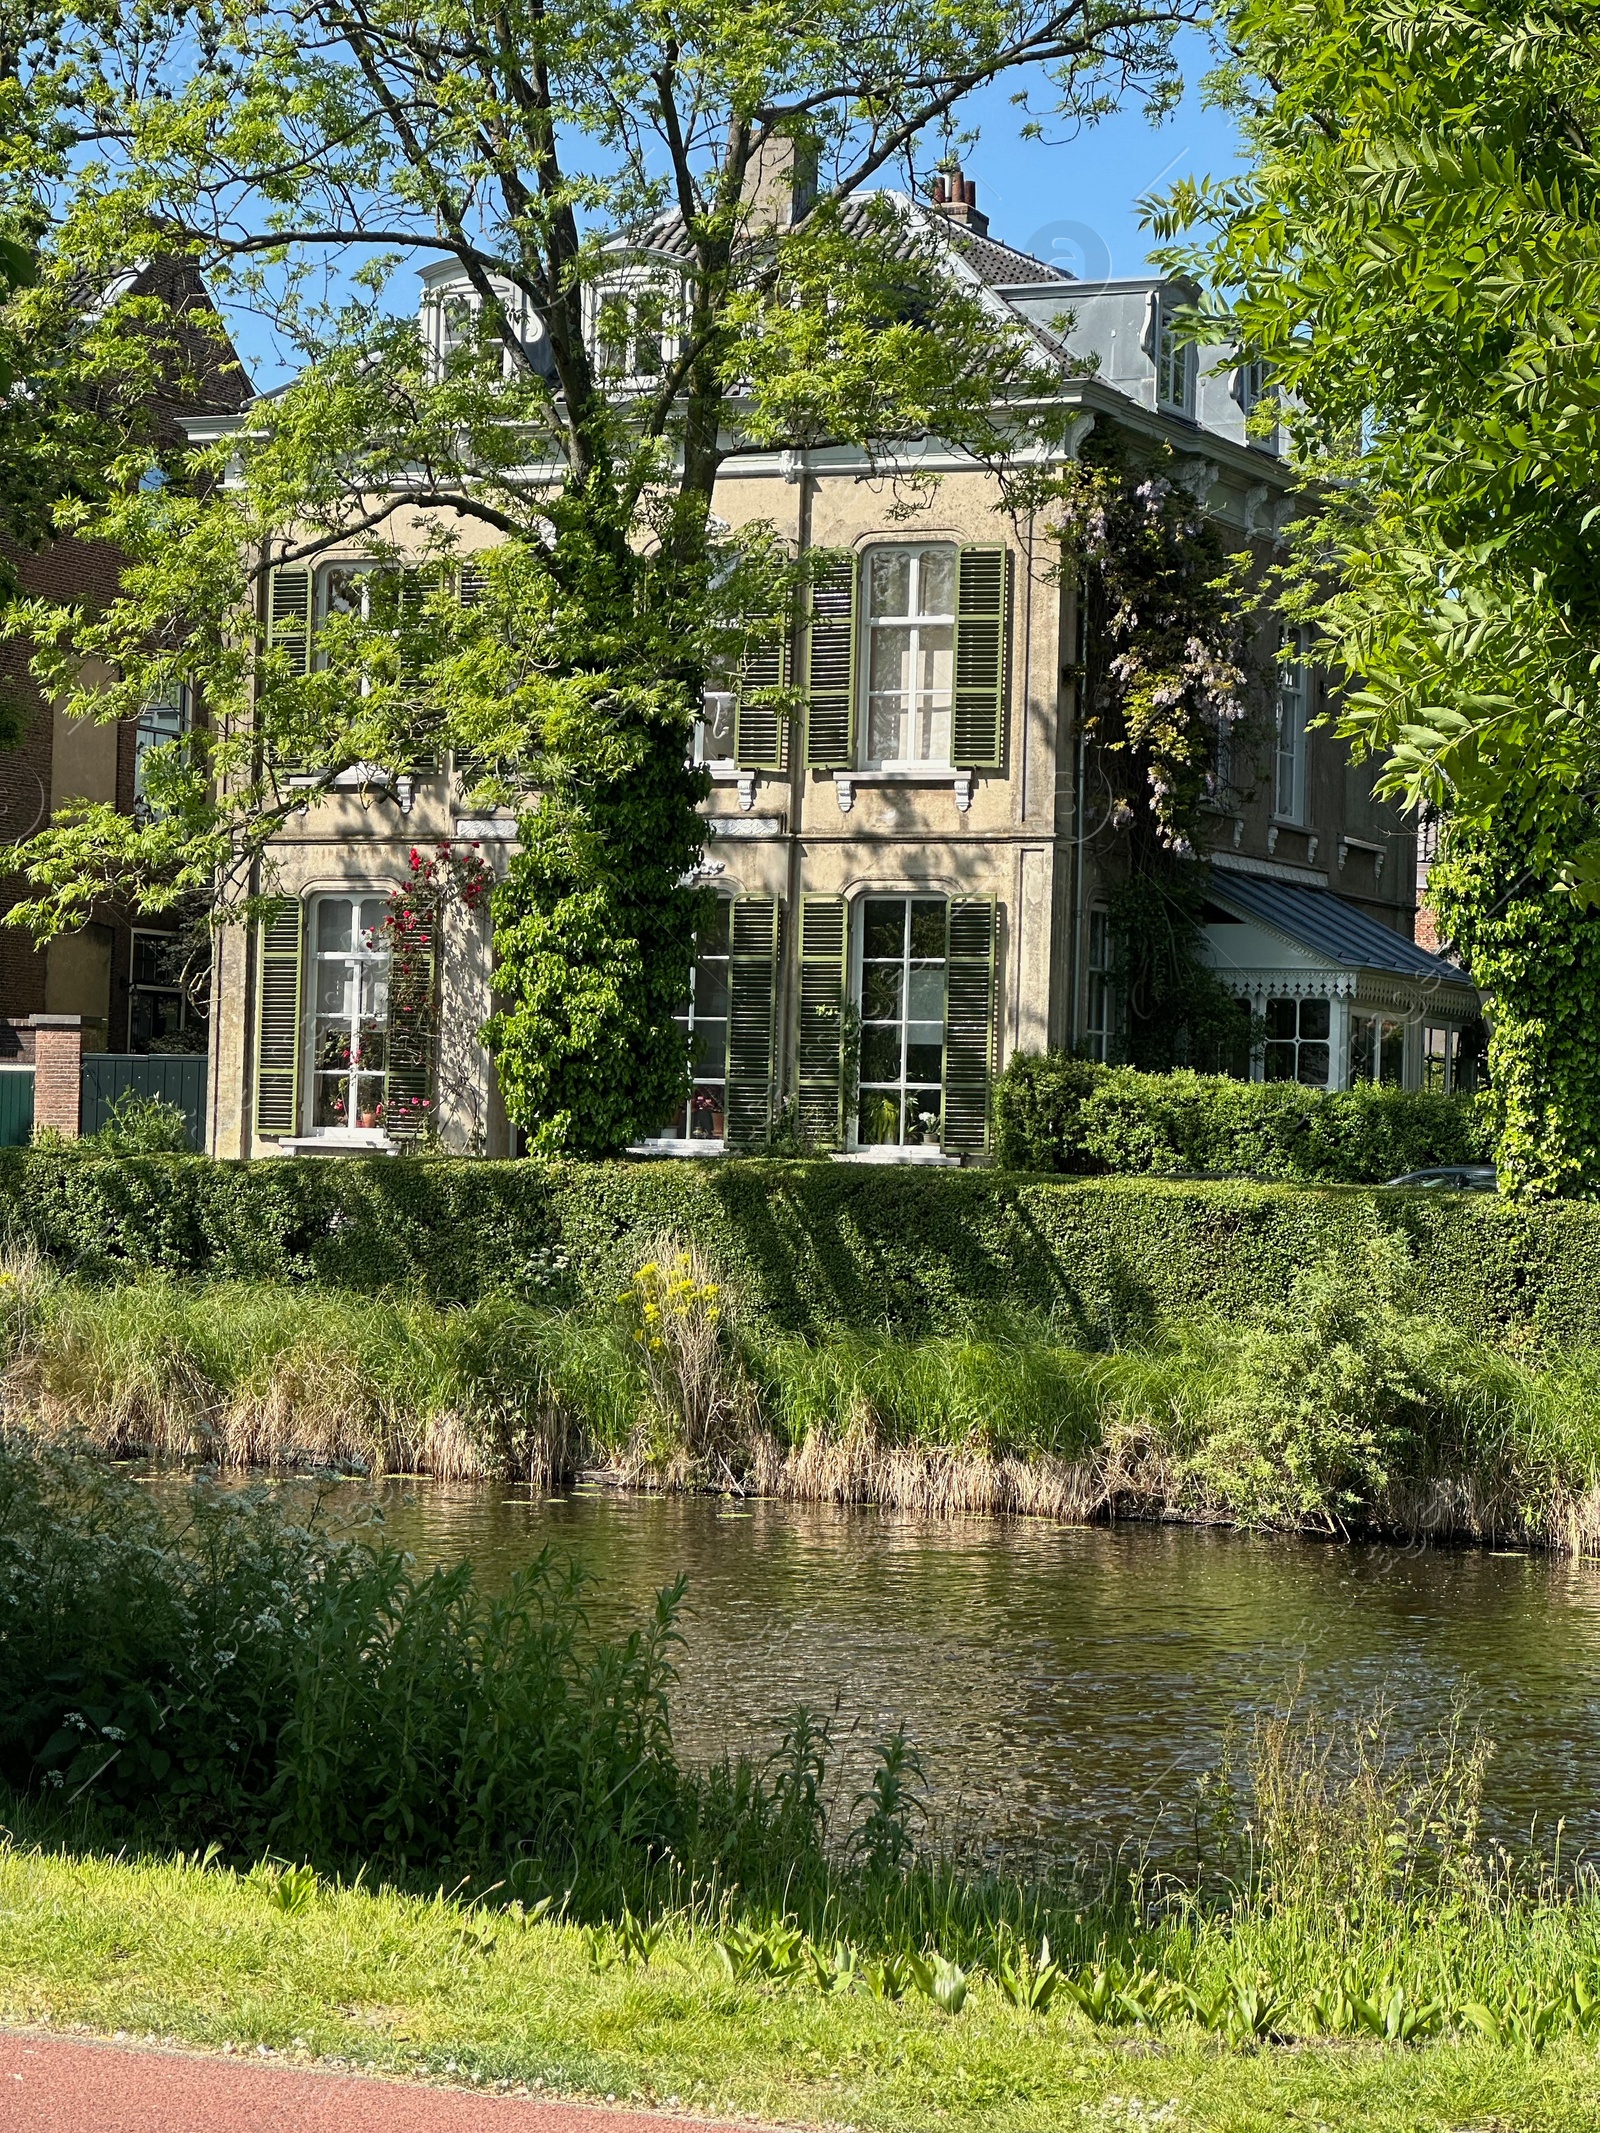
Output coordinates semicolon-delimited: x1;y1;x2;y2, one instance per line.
0;1150;1594;1350
993;1056;1492;1182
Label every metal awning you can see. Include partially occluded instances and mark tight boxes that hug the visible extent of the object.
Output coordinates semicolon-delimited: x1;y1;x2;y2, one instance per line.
1202;871;1478;1012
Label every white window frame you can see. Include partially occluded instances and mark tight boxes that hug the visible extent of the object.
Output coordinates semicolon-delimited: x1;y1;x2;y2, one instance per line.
304;892;394;1138
424;278;541;380
858;544;958;772
696;688;738;767
1263;994;1333;1088
852;893;948;1149
583;267;683;391
1349;1011;1408;1089
645;898;732;1148
1274;627;1309;825
1155;305;1195;416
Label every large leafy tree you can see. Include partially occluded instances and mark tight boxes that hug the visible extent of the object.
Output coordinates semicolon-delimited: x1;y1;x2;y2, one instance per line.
1154;0;1600;1193
2;0;1192;1152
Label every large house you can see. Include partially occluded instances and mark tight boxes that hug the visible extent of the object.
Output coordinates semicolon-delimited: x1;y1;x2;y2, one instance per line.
185;171;1479;1163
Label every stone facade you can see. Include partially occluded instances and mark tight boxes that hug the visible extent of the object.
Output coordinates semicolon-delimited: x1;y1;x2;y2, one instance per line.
197;187;1458;1163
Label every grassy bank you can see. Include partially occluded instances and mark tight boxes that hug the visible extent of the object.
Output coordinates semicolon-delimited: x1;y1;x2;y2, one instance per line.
8;1246;1600;1547
6;1833;1600;2133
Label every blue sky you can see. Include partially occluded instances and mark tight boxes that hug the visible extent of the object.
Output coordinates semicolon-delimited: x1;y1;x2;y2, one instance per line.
955;29;1246;282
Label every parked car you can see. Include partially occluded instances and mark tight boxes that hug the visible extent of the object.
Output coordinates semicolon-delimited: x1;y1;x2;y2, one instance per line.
1383;1164;1498;1192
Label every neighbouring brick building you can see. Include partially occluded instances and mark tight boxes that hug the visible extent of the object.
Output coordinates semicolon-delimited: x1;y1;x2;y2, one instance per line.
0;261;249;1076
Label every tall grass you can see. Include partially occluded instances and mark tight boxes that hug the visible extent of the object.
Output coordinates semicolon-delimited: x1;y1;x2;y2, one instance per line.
8;1240;1600;1547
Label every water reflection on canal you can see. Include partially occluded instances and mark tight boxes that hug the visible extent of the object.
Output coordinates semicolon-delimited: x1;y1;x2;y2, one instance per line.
330;1482;1600;1863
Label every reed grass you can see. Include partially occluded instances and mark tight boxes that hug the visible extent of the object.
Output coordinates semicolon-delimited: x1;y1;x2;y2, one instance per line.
9;1241;1600;1548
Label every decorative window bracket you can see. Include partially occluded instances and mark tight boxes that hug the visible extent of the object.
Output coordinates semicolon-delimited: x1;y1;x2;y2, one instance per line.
737;770;756;812
834;774;854;815
953;773;974;813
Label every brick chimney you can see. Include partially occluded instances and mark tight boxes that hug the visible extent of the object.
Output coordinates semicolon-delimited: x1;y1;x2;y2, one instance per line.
929;166;989;240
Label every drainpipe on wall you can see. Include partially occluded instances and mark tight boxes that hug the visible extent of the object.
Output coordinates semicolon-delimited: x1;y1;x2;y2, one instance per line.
779;450;811;1127
1067;569;1089;1051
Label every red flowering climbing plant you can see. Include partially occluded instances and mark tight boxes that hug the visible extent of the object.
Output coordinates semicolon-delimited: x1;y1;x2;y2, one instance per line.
382;842;495;1144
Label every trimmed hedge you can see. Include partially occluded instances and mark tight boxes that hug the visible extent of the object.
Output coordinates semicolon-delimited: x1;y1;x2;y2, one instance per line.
0;1150;1595;1350
994;1055;1492;1182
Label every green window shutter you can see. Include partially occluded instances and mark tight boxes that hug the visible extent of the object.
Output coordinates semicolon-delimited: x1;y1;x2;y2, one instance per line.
724;896;782;1149
396;569;439;773
267;564;313;676
797;894;847;1147
734;624;789;772
942;897;996;1154
253;903;304;1138
385;919;438;1145
951;545;1009;770
804;557;858;767
458;561;491;606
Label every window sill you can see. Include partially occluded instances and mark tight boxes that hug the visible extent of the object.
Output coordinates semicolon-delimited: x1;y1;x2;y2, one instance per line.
835;1145;960;1167
629;1139;726;1158
276;1132;399;1159
834;769;975;816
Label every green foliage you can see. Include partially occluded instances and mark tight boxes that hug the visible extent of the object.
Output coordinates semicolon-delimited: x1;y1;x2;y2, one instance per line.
1151;0;1600;1197
85;1090;193;1156
5;1150;1600;1352
1049;428;1266;854
1153;0;1600;877
0;0;1186;1151
0;1436;690;1882
993;1054;1489;1183
1428;816;1600;1200
1103;868;1257;1072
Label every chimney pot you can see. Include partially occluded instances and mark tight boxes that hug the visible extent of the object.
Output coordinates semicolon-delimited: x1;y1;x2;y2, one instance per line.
930;164;988;238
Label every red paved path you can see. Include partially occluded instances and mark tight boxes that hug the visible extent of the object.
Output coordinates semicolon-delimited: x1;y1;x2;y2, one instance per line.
0;2032;749;2133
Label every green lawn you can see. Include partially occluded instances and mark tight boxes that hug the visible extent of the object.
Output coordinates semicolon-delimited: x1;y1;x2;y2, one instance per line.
3;1843;1598;2133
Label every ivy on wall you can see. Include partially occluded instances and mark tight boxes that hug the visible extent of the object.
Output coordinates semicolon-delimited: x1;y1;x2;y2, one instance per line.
1428;817;1600;1200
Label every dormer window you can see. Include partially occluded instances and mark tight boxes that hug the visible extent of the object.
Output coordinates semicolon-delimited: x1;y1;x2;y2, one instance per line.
421;276;544;381
1154;302;1195;416
585;268;683;388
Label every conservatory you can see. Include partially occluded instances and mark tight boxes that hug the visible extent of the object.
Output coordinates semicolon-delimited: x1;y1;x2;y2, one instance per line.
1200;871;1482;1094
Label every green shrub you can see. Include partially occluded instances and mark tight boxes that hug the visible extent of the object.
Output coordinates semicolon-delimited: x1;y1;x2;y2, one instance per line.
0;1437;688;1882
0;1149;1597;1349
995;1054;1491;1183
87;1091;195;1156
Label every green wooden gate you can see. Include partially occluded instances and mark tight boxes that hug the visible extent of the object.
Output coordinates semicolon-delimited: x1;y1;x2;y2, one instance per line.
0;1067;33;1147
80;1055;208;1152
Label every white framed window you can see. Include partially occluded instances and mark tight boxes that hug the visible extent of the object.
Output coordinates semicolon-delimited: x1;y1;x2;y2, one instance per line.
655;900;731;1142
423;279;543;380
1350;1012;1406;1088
696;688;737;765
1274;628;1308;823
1084;908;1120;1063
1155;306;1195;415
1264;996;1331;1087
861;545;956;770
585;271;683;388
1422;1024;1456;1092
134;682;190;813
855;894;947;1147
307;894;392;1132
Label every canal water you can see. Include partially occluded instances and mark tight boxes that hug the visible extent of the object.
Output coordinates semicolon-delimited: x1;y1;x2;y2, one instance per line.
333;1482;1600;1865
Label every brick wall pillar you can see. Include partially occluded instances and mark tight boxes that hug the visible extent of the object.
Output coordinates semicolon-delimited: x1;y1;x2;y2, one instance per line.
28;1015;103;1139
